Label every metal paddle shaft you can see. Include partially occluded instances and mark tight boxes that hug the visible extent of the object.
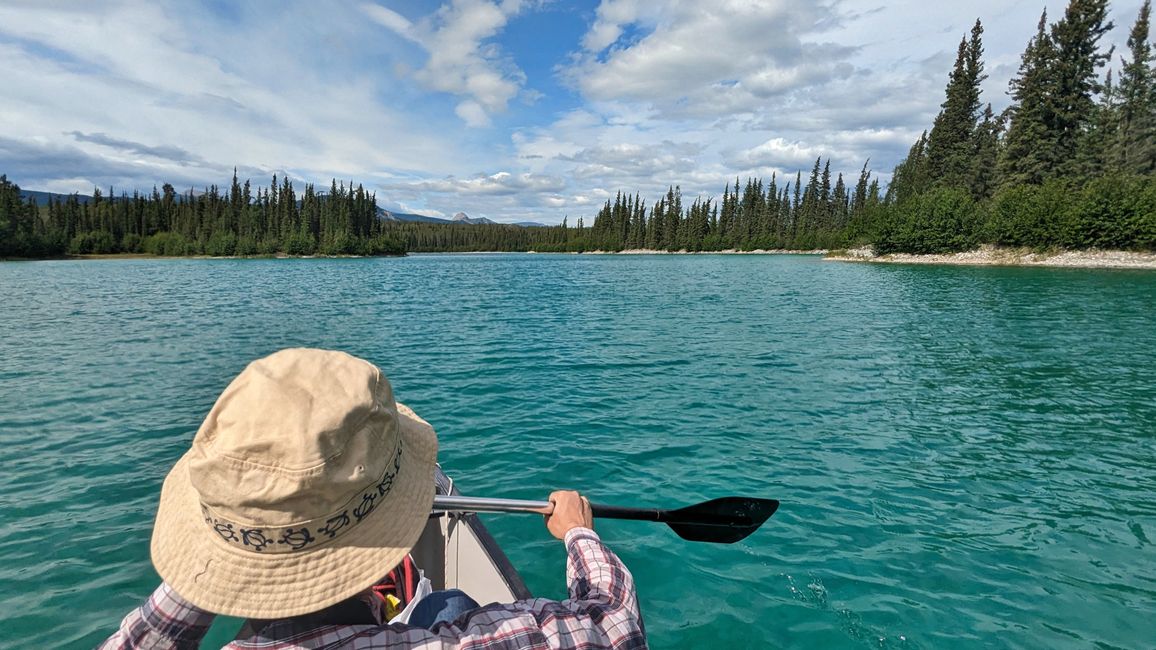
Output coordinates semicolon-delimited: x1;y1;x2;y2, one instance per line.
432;495;554;515
431;495;779;544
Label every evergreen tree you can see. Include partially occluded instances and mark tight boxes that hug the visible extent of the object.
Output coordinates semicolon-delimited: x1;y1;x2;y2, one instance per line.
1000;11;1059;186
971;104;1002;200
1084;68;1122;173
927;20;987;190
1050;0;1113;178
887;132;931;203
1116;0;1156;173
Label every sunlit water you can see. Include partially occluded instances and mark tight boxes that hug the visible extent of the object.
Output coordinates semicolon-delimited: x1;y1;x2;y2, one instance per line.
1;254;1154;649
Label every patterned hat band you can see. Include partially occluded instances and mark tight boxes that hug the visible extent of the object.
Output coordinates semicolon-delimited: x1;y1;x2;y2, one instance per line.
199;440;404;554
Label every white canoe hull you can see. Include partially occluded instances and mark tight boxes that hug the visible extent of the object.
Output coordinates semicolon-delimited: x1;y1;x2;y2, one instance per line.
410;469;532;604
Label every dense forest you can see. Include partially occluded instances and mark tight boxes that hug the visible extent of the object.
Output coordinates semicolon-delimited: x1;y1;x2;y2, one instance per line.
0;173;403;257
1;0;1153;258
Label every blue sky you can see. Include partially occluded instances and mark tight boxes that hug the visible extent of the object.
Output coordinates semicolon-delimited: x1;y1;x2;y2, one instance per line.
0;0;1147;224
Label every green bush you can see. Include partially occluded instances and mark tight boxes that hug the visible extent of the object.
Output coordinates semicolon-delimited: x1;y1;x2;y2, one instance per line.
120;233;143;253
142;232;192;256
1;232;63;258
203;231;237;257
319;233;354;256
257;238;279;255
365;235;406;256
234;236;258;256
875;187;981;254
68;231;117;254
1135;180;1156;251
1067;175;1150;250
985;180;1075;249
283;232;316;256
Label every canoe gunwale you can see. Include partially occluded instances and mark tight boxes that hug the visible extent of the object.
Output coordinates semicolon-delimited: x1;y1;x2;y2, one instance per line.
433;467;532;601
457;511;533;600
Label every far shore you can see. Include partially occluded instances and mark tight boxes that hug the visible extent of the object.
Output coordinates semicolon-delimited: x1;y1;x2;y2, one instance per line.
575;248;827;255
4;249;829;261
826;245;1156;270
1;252;403;261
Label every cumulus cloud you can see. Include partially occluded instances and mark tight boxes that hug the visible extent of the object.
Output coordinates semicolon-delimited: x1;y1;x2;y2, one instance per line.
362;0;529;125
562;141;703;181
564;0;859;118
726;138;831;170
455;100;492;127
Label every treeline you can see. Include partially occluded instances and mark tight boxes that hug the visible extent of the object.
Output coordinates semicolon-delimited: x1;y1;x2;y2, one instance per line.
0;173;403;258
377;162;879;254
871;0;1156;253
564;162;880;252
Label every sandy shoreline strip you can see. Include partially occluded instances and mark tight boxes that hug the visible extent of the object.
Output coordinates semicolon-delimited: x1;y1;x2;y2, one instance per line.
826;245;1156;269
581;248;827;255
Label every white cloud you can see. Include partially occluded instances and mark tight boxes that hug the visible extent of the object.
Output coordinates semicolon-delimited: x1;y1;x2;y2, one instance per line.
392;171;566;196
727;138;830;170
360;3;419;42
0;1;494;192
362;0;529;126
565;0;858;118
455;100;492;127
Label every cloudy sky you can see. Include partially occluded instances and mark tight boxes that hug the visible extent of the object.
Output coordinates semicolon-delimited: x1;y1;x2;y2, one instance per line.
0;0;1146;223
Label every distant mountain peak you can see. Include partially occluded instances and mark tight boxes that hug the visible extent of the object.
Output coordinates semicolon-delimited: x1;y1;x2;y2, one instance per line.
451;212;497;225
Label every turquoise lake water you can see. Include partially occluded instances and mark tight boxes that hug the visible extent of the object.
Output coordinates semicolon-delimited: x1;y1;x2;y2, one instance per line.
1;254;1154;649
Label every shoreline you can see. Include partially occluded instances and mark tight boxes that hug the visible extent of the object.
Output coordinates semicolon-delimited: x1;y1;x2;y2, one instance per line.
825;245;1156;270
3;249;828;261
574;248;827;255
1;252;404;261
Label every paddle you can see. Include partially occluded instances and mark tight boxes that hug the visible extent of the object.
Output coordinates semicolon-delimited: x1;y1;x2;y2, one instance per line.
431;495;779;544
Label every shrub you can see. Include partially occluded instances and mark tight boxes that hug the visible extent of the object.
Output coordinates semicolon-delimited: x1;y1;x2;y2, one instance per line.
142;232;192;256
1066;175;1152;250
875;187;981;254
283;232;316;256
234;236;258;256
120;233;143;253
202;231;237;257
68;231;117;254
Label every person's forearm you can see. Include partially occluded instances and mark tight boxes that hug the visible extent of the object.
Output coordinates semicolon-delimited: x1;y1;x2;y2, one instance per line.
99;583;216;650
565;528;643;626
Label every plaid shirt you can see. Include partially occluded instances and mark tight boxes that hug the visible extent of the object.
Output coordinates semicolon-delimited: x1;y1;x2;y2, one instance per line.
100;528;646;649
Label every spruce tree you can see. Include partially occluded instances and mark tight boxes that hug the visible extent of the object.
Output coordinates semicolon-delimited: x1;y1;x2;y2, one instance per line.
926;20;987;190
887;132;931;203
1084;68;1121;173
1117;0;1155;173
971;104;1002;200
1000;11;1059;186
1050;0;1113;178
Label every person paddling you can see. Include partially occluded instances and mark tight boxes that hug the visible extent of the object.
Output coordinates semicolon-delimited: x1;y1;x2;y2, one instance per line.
100;348;647;649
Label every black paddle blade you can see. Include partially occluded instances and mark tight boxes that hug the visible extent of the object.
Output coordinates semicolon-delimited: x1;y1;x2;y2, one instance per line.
664;497;779;544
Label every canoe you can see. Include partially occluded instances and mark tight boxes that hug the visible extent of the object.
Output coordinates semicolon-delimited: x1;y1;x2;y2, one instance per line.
408;467;532;604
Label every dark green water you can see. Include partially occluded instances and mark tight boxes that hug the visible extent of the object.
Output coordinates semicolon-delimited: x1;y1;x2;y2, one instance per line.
1;254;1154;649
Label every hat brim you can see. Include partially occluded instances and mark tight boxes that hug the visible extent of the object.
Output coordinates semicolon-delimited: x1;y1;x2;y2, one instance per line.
150;402;438;619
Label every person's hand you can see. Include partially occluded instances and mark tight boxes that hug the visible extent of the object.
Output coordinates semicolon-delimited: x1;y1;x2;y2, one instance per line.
545;490;593;539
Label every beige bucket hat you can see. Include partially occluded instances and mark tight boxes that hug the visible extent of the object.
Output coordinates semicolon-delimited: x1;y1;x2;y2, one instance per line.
150;348;438;619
